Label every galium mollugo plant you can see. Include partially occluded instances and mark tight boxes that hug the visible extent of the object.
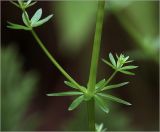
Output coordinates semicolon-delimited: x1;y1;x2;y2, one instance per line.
7;0;138;131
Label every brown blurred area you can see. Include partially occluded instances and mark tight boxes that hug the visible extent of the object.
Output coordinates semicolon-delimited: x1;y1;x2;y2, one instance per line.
1;1;159;131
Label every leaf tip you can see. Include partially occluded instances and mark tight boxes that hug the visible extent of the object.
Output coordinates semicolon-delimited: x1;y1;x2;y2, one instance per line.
46;94;50;96
101;58;105;62
68;108;73;111
109;52;112;56
127;102;132;106
125;82;130;85
105;109;109;114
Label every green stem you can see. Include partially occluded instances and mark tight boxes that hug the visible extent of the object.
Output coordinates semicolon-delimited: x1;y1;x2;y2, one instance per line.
96;71;117;93
87;98;95;131
30;30;83;91
87;1;105;93
105;70;117;85
20;7;84;92
87;1;105;131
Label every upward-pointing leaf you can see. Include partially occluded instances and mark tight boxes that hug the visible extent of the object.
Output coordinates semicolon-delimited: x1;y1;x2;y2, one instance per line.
26;1;37;8
120;65;138;70
17;0;23;7
95;79;107;90
9;1;21;8
109;53;116;67
64;81;78;89
31;8;42;25
102;58;115;70
98;93;132;106
124;56;129;62
95;95;109;114
100;82;129;91
68;95;84;111
95;123;107;132
32;14;53;27
46;91;83;96
26;0;32;6
22;11;30;26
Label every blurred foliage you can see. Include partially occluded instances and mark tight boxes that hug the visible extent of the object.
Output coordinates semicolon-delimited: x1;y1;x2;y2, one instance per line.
63;101;135;131
108;1;159;63
55;1;97;55
1;45;39;131
55;1;159;62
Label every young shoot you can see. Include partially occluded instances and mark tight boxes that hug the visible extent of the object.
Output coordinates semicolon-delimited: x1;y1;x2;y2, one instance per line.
7;0;138;131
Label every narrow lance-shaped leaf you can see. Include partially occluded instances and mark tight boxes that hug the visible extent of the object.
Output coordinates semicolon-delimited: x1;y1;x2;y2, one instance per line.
31;14;53;27
120;65;138;70
9;1;21;8
64;81;78;89
95;123;103;132
17;0;23;7
68;95;84;111
109;53;116;67
98;93;132;106
116;54;119;59
22;12;30;26
95;123;107;132
7;22;31;30
102;58;115;70
31;8;42;25
25;0;32;6
124;56;129;62
47;91;83;96
119;70;135;75
95;79;106;90
95;95;109;114
100;82;129;91
125;60;134;63
25;1;37;8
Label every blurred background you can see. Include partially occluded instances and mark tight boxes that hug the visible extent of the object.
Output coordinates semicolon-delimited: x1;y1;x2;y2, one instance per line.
1;0;159;131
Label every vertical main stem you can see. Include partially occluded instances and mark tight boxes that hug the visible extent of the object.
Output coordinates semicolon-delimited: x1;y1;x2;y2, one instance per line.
87;1;105;93
87;98;95;131
87;1;105;131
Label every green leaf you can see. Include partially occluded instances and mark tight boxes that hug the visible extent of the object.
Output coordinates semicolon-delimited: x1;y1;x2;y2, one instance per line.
26;1;37;8
7;22;30;30
9;1;21;8
64;81;78;89
101;82;129;91
125;60;134;63
119;70;135;75
26;0;32;6
95;95;109;114
102;58;115;70
95;123;107;132
124;56;129;62
120;65;138;70
31;8;42;25
68;95;84;111
17;0;23;7
98;93;132;106
109;53;116;66
95;79;107;90
22;12;30;26
47;91;83;96
32;14;53;27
